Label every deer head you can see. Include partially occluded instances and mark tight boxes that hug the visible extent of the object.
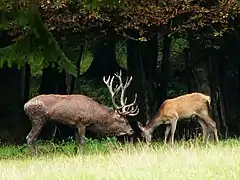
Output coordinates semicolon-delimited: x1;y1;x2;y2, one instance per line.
137;121;152;143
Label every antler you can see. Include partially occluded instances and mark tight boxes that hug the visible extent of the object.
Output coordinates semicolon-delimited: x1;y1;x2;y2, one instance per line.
121;94;139;116
114;71;139;116
103;70;139;116
103;74;123;110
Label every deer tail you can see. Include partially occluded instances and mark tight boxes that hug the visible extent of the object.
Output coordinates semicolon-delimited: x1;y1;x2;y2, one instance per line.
205;95;211;105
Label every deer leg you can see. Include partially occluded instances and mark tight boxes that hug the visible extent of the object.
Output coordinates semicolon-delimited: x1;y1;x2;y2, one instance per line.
74;129;80;154
196;113;219;143
76;125;86;154
164;125;171;144
26;122;44;156
170;118;178;146
197;119;208;142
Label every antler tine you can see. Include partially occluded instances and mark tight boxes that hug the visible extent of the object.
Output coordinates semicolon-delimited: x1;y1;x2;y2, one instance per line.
103;75;122;110
124;76;133;89
103;75;113;96
127;105;139;116
114;70;122;77
120;76;133;105
118;76;133;107
121;93;139;116
113;70;126;107
123;103;139;116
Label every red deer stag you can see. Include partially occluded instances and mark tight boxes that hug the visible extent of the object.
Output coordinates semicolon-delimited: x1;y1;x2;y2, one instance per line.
137;93;219;145
24;71;139;155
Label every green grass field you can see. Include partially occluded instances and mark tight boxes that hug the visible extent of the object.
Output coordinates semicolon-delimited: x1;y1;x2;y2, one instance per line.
0;138;240;180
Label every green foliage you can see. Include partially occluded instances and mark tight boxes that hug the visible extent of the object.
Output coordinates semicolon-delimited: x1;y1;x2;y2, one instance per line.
115;40;127;69
84;0;121;10
0;4;77;75
75;79;113;106
80;50;93;74
29;10;76;75
39;0;240;41
0;34;41;69
2;0;238;78
171;38;188;59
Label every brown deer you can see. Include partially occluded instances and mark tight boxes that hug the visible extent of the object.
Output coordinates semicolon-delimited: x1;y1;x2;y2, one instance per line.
24;71;139;155
137;92;219;145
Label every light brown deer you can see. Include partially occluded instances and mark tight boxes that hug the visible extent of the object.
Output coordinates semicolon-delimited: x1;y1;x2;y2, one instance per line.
24;71;139;155
137;92;219;145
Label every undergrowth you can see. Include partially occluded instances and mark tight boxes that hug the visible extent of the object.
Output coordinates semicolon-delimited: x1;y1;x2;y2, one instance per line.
0;137;239;160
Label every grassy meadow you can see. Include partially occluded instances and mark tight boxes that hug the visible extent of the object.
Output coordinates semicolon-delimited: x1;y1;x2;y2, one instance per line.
0;138;240;180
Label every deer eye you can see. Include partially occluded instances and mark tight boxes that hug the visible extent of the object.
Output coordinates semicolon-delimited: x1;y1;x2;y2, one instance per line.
121;119;126;123
120;119;127;124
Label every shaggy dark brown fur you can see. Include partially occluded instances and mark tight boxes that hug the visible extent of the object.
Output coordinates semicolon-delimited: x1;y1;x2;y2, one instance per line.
24;94;134;155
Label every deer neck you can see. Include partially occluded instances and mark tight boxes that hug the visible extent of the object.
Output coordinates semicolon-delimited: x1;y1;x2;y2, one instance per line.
144;117;162;134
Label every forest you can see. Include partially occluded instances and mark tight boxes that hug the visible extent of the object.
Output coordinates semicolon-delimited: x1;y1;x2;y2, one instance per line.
1;0;240;146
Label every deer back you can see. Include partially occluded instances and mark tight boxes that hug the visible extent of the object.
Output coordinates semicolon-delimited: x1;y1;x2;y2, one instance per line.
157;93;210;120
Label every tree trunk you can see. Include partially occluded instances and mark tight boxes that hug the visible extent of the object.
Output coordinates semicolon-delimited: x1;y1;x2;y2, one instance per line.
207;49;228;138
0;64;27;144
232;28;240;137
149;33;173;141
208;55;221;133
184;35;209;140
23;63;31;103
0;32;31;144
217;54;229;138
69;45;84;94
83;38;120;81
126;36;159;141
184;48;197;93
141;36;159;119
159;33;171;104
126;38;144;139
39;65;58;94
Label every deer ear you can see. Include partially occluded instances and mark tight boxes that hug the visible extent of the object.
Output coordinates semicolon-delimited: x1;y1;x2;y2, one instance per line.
114;111;121;118
146;119;150;125
137;121;144;130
